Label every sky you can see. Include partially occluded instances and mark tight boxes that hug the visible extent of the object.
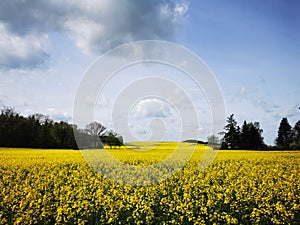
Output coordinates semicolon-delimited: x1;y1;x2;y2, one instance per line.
0;0;299;145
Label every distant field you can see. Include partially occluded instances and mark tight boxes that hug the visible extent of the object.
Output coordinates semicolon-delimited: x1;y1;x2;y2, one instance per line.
0;143;299;224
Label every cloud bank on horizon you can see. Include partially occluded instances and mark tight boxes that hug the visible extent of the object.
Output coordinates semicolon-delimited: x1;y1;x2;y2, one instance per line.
0;0;187;69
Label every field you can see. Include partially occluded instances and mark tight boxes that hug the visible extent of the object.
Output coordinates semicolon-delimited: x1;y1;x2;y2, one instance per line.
0;143;299;224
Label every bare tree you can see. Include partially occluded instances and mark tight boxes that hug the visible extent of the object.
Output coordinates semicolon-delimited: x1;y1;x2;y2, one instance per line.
207;134;220;149
85;122;106;137
85;122;106;148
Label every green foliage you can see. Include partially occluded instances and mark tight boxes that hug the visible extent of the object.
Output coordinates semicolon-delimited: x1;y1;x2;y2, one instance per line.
240;121;264;150
221;115;265;150
291;120;300;149
0;107;124;150
275;118;294;149
221;114;241;149
0;107;78;149
102;131;124;149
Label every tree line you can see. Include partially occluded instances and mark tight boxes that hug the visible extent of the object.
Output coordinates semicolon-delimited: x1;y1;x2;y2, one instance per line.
216;114;300;150
0;107;123;149
1;106;299;150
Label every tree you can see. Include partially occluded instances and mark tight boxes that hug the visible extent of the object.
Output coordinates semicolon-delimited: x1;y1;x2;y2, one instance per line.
207;134;220;149
0;107;19;147
249;122;265;149
275;118;293;149
52;121;76;149
39;117;54;148
85;122;106;137
240;121;250;149
73;129;95;149
103;131;124;149
0;105;126;150
240;121;265;149
291;120;300;149
221;114;240;149
85;122;106;148
30;113;49;125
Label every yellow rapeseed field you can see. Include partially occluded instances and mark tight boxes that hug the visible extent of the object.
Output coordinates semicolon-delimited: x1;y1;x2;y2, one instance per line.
0;143;299;224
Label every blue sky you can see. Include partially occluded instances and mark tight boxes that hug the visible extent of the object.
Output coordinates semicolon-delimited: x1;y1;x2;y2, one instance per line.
0;0;299;144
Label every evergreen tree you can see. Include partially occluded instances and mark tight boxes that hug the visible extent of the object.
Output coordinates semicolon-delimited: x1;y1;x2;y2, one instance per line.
221;114;240;149
291;120;300;149
240;121;250;149
275;118;293;149
240;121;264;149
248;122;264;149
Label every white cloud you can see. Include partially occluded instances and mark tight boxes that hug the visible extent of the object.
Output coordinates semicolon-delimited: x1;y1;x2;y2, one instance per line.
0;23;49;69
97;94;109;108
63;17;106;55
133;98;172;119
174;1;189;15
46;108;72;122
0;93;29;109
240;86;246;95
127;97;183;141
129;123;148;134
0;0;189;68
